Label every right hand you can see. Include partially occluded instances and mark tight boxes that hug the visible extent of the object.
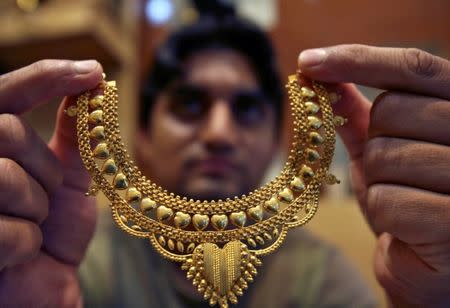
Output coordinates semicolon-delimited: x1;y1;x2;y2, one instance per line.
0;60;103;307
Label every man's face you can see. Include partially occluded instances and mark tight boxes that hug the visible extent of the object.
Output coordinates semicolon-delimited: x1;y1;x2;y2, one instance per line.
135;49;279;200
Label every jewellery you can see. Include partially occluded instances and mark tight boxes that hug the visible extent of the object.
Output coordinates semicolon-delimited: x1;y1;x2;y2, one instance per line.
71;72;344;307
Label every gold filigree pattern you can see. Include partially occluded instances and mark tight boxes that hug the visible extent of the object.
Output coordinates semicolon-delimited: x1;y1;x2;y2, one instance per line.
73;72;343;307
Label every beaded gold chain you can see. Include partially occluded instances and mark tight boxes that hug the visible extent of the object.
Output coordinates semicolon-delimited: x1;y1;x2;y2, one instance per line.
70;72;345;307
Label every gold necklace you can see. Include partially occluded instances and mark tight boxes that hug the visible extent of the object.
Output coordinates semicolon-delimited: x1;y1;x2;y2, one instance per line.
70;72;344;307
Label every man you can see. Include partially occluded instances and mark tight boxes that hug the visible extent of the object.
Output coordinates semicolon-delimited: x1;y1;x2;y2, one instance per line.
0;15;449;308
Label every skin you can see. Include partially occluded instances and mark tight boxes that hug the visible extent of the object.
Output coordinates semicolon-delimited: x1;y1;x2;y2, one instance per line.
0;45;447;307
134;50;278;201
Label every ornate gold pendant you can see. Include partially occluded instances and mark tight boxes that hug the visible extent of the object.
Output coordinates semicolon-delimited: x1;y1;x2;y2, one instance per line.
72;72;344;307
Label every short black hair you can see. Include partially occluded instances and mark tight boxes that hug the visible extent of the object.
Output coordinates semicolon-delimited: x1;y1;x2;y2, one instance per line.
139;16;284;129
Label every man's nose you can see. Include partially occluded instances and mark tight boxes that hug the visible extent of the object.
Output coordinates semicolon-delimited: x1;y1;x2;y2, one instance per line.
200;100;239;152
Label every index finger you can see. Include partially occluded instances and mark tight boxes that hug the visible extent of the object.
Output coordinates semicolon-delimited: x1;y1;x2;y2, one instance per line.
298;44;450;100
0;59;103;114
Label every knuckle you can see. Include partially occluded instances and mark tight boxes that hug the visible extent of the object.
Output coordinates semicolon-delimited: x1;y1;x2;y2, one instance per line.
363;137;389;178
0;114;28;153
403;48;441;79
0;158;23;193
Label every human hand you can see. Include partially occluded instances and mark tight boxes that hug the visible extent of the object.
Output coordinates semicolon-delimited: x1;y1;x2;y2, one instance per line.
0;60;103;306
299;45;450;306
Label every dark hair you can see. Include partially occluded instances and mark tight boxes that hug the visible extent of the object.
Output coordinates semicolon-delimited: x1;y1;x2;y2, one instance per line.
139;16;284;129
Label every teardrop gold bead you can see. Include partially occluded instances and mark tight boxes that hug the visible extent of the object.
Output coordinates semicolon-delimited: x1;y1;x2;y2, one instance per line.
272;228;279;238
156;206;173;222
300;86;316;98
177;241;185;253
290;176;305;192
140;197;157;212
88;110;103;125
113;173;128;190
300;165;315;179
307;116;323;129
119;215;128;224
89;95;104;109
278;187;294;203
101;158;118;175
131;225;142;231
255;236;265;245
305;148;320;163
309;132;324;146
186;243;196;253
263;232;272;241
305;101;320;114
167;239;175;250
93;143;109;159
126;187;141;206
158;235;166;247
247;238;257;248
90;126;105;141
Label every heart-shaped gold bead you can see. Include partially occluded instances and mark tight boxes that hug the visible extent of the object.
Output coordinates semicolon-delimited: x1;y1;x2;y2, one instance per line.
247;206;263;222
156;206;173;222
192;214;209;231
278;188;293;203
264;197;279;214
113;173;128;190
174;212;191;229
140;197;156;212
305;148;320;163
88;110;103;125
305;101;320;114
300;86;316;98
300;165;315;179
93;143;109;159
90;126;105;141
309;132;324;146
290;176;305;192
101;158;118;175
126;187;142;206
308;116;323;129
89;95;104;109
211;214;228;230
230;211;246;228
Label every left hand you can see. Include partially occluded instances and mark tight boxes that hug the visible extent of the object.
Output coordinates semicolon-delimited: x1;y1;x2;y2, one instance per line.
298;44;450;307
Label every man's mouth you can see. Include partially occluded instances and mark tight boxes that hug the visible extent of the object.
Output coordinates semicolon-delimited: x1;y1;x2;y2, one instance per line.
190;157;239;177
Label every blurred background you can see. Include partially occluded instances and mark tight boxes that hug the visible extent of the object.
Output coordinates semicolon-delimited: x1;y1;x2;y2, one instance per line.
1;0;449;306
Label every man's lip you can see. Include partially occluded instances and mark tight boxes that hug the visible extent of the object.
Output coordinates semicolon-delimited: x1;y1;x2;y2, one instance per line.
191;158;239;174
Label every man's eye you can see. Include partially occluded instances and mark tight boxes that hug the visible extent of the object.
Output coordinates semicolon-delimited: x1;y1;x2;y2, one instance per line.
169;89;208;121
233;93;267;125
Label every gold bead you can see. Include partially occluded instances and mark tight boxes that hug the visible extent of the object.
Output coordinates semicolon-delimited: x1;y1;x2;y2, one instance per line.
230;211;246;228
262;232;272;241
126;187;141;206
65;105;78;117
309;132;324;146
255;236;265;245
167;239;175;251
140;198;156;212
88;110;103;125
131;225;142;231
177;241;184;253
305;101;320;114
93;143;109;159
247;205;263;222
264;196;279;214
89;95;104;109
113;173;128;190
290;176;305;192
156;206;173;222
301;86;316;98
174;211;191;229
278;187;294;203
101;158;118;175
247;238;257;248
211;214;228;230
305;148;320;163
272;228;279;238
186;243;196;253
119;215;128;224
300;165;315;179
192;214;209;231
307;116;323;129
158;235;166;247
333;115;348;127
90;126;105;141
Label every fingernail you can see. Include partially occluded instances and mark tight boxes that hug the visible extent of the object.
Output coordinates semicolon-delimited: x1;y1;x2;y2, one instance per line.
74;60;98;74
299;49;327;68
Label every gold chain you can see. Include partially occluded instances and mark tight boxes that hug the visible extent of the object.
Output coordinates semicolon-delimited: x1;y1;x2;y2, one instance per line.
71;72;344;308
